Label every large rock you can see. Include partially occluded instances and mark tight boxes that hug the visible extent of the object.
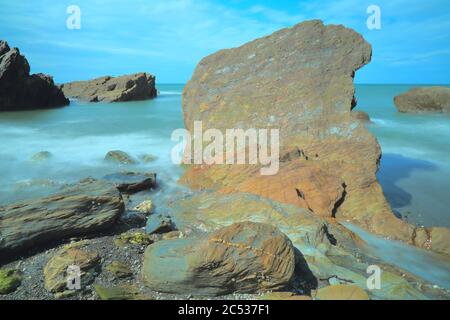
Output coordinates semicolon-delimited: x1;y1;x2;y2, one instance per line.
44;246;101;293
315;284;369;300
394;87;450;113
0;179;124;258
60;73;157;102
0;40;69;111
142;222;295;296
180;20;419;244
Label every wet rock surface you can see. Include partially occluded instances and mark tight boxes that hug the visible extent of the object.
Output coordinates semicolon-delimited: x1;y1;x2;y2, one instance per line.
142;222;296;296
0;179;124;258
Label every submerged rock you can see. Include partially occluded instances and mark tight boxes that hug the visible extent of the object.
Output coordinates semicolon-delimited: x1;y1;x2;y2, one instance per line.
394;87;450;113
60;73;157;103
30;151;52;162
0;268;22;294
0;179;124;258
104;150;137;165
147;215;173;234
0;40;69;111
142;222;295;296
44;247;101;293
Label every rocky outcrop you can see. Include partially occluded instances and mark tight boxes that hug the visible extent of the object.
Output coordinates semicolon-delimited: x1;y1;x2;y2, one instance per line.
0;40;69;111
61;73;157;102
142;222;295;296
394;87;450;113
0;179;124;258
180;20;415;243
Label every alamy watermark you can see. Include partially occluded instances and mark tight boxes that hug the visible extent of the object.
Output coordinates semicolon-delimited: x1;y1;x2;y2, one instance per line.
171;121;280;175
367;265;382;290
66;265;81;290
66;5;81;30
367;5;382;30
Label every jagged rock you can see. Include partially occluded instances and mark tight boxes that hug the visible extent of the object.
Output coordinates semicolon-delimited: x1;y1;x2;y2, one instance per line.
394;87;450;113
60;73;157;102
142;222;295;296
0;269;22;294
180;19;419;245
0;179;124;258
104;151;137;165
0;40;69;111
315;284;369;300
44;247;101;293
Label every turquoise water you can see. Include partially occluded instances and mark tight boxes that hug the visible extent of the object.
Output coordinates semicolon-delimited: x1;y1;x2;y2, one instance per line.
355;84;450;228
1;84;449;229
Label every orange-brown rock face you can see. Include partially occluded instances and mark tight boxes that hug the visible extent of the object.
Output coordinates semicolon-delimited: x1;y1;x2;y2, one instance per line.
181;20;417;243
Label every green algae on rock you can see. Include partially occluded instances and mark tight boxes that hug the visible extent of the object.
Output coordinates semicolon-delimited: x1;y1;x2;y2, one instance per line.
0;269;22;294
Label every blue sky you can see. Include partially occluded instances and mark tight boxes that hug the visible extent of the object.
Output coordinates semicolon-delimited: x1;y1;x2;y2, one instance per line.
0;0;449;84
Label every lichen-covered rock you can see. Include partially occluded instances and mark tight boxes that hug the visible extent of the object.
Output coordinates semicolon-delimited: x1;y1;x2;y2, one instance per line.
180;19;417;244
60;73;157;103
114;230;153;247
0;268;22;294
94;284;150;300
315;284;369;300
0;40;69;111
44;247;101;293
394;87;450;113
142;222;295;296
0;179;124;258
105;261;132;279
134;200;153;215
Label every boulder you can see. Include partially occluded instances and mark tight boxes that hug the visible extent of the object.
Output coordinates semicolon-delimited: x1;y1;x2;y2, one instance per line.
60;73;157;103
394;87;450;113
44;247;101;293
0;179;124;258
180;20;416;244
315;284;369;300
0;268;22;294
114;230;154;247
351;110;371;122
0;40;69;111
104;150;137;165
142;222;295;296
94;284;150;300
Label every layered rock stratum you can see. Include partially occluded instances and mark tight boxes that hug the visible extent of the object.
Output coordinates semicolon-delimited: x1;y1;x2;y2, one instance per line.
394;86;450;113
0;179;124;258
0;40;69;111
142;222;295;296
61;73;157;102
180;20;450;255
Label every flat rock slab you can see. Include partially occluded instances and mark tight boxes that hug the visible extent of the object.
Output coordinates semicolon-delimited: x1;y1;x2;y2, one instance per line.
0;179;124;258
394;86;450;113
61;73;157;102
142;222;295;296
